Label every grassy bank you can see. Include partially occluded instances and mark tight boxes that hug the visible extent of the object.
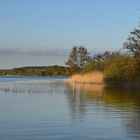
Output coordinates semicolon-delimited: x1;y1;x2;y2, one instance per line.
68;55;140;90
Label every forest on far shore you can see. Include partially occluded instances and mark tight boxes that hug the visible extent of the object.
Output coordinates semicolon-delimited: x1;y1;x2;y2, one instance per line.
0;65;71;76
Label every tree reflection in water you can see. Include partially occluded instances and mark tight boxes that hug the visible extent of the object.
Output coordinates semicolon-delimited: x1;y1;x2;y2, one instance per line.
103;89;140;139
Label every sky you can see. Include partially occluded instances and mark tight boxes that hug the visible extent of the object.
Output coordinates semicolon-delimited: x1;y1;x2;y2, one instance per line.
0;0;140;69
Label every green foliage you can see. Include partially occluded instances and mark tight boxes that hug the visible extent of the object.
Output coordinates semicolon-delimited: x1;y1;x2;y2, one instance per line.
82;60;105;73
93;51;122;61
65;46;91;72
124;27;140;56
0;65;71;76
78;46;91;68
82;51;124;73
82;48;140;89
65;46;78;68
104;56;140;89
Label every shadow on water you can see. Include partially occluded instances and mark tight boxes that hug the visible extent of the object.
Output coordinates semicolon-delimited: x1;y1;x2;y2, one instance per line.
66;82;140;139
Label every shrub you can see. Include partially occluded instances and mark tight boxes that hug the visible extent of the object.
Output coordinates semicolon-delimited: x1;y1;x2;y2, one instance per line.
104;56;140;89
82;60;105;73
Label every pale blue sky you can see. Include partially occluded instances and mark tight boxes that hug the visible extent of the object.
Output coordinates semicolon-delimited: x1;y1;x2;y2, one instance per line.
0;0;140;68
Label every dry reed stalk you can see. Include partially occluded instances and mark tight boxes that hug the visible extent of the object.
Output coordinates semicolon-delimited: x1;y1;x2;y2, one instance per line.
68;71;104;84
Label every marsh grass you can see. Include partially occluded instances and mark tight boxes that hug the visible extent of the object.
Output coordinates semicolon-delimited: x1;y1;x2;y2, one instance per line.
68;71;104;84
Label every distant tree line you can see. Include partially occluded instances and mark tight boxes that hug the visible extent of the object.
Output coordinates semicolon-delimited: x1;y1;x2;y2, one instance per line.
0;65;71;76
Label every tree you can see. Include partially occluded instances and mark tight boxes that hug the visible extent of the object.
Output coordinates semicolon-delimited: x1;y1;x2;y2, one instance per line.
124;27;140;56
65;46;79;70
93;51;122;61
65;46;91;72
78;46;91;68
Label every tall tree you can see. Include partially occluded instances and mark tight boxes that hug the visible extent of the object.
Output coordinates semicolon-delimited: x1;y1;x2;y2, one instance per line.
124;27;140;56
65;46;79;68
78;46;91;68
65;46;91;71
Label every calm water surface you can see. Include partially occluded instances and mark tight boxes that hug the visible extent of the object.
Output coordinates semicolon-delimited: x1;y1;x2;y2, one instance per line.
0;76;140;140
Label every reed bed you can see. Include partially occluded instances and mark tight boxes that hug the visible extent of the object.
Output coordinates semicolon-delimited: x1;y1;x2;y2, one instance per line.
68;71;104;84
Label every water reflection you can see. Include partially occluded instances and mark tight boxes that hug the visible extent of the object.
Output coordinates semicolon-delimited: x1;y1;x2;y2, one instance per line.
66;83;104;121
0;78;140;139
67;82;140;139
103;89;140;139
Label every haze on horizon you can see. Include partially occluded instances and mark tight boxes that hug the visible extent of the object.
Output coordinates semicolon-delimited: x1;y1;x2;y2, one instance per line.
0;0;140;69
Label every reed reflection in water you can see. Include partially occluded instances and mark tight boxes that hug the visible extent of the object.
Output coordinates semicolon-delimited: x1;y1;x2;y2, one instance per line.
0;80;67;95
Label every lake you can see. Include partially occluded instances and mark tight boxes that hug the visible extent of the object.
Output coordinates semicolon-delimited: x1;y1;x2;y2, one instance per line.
0;76;140;140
